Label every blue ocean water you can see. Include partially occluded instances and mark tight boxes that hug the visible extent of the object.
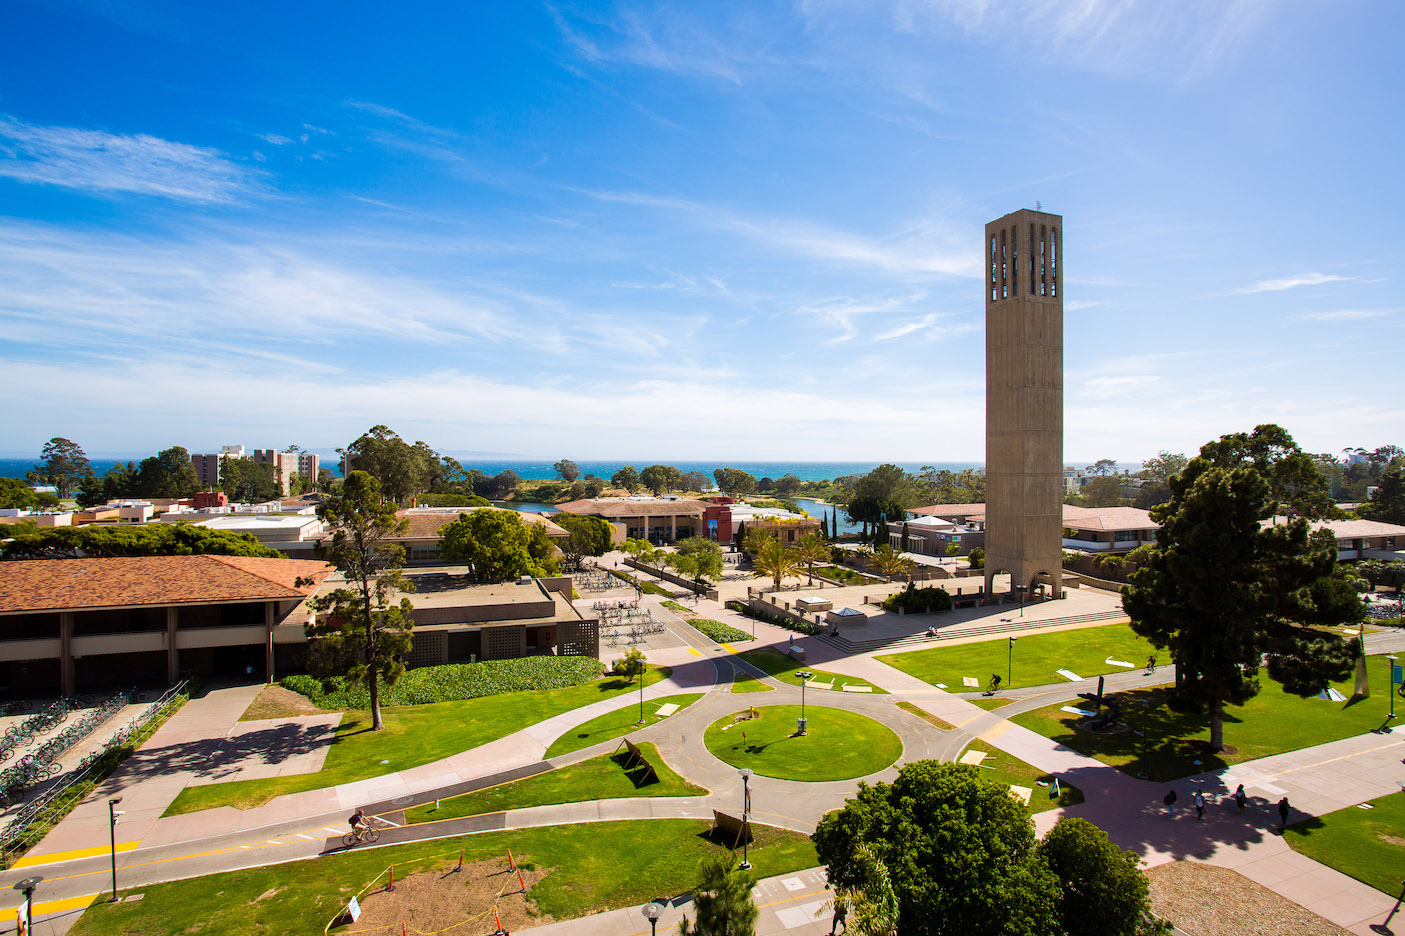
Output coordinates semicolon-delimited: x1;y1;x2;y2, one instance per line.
1;457;983;484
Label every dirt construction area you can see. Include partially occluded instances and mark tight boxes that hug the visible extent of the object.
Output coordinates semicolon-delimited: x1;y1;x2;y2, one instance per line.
344;858;555;935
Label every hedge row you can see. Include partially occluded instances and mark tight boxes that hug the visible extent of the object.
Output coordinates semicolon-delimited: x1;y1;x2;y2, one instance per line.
279;656;606;709
686;618;753;643
725;600;820;636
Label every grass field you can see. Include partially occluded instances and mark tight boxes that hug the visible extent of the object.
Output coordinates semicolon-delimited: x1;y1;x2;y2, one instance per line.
895;699;957;730
735;647;888;694
877;623;1154;691
543;693;703;758
730;667;774;693
1010;659;1394;781
704;704;902;781
968;696;1014;711
956;741;1085;814
405;743;706;824
68;819;818;936
164;665;674;815
1284;792;1405;897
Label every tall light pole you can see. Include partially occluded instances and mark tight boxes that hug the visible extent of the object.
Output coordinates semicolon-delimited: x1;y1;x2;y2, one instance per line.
796;670;813;736
1388;655;1400;731
1008;637;1017;688
1016;583;1026;617
738;768;753;871
637;656;647;725
108;797;124;902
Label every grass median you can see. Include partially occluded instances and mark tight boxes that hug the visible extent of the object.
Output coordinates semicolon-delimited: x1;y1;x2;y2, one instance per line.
544;693;702;758
704;704;902;781
406;742;706;824
164;665;674;816
1284;791;1405;897
1009;659;1392;781
877;622;1154;691
69;819;818;936
735;647;888;694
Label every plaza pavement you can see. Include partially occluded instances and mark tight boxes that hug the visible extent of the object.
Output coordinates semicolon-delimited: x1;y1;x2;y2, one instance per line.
6;570;1405;935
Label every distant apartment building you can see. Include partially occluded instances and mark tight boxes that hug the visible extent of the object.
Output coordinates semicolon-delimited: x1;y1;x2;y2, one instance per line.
191;446;319;495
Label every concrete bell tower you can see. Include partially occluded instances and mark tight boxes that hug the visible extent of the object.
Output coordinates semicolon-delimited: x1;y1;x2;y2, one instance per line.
984;209;1064;599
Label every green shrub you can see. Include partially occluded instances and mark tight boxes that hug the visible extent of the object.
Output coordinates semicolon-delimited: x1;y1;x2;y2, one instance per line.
815;564;867;585
883;585;953;613
661;600;689;612
418;493;492;508
686;618;752;643
279;657;606;709
968;546;985;569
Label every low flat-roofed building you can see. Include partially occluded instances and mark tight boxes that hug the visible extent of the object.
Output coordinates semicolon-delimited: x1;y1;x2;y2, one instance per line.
392;507;570;564
0;555;333;695
392;570;597;665
886;514;984;556
555;496;711;544
726;503;821;544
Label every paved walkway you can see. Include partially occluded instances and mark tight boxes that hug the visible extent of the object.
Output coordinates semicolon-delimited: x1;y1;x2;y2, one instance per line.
5;565;1404;935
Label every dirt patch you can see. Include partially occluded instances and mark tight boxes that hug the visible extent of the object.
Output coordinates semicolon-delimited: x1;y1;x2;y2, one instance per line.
251;887;284;904
1378;832;1405;848
347;858;554;934
240;685;336;721
1146;862;1351;936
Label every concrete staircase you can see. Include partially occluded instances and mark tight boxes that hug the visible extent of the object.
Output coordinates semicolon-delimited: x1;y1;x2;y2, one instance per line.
811;609;1128;655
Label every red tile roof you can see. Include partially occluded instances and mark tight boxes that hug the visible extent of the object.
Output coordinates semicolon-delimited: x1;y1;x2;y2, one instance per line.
0;556;334;614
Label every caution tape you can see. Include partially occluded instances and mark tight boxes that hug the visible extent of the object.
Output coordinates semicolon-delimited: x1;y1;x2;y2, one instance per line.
324;847;530;935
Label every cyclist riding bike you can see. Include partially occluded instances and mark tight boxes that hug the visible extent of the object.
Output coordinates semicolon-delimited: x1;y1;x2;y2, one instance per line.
349;808;370;840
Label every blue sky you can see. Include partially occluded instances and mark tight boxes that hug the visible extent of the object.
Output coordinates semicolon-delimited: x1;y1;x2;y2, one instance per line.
1;0;1401;464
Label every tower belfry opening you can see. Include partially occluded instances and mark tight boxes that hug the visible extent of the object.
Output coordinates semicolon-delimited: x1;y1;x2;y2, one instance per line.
983;209;1064;599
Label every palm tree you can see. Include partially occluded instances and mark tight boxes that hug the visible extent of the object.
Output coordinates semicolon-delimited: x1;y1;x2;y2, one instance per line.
742;525;775;556
790;531;830;586
751;539;801;592
869;544;916;582
815;844;898;936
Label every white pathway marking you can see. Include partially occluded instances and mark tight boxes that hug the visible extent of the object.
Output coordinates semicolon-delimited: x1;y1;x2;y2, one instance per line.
959;750;988;766
1061;706;1097;717
963;677;980;688
782;877;806;892
1057;669;1083;681
1105;658;1135;668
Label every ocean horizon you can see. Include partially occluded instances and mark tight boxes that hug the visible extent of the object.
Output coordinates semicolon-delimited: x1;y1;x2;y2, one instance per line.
1;457;990;485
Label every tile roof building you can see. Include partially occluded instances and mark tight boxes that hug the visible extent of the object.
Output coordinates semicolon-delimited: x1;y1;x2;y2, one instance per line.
0;556;333;695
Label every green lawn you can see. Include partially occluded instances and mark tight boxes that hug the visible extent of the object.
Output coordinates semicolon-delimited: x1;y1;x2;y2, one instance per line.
958;741;1085;814
730;667;774;693
968;696;1015;712
406;743;707;823
68;819;818;936
704;704;902;781
164;666;674;815
877;623;1154;691
1010;660;1393;781
735;647;888;694
543;693;703;758
1284;792;1405;897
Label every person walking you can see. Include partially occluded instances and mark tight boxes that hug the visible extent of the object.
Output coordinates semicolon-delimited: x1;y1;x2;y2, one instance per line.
1193;788;1206;821
1234;784;1247;814
1278;797;1291;832
1163;788;1177;817
831;901;848;936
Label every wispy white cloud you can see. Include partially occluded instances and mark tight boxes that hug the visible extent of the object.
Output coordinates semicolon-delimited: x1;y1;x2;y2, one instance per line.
575;187;979;278
1234;272;1353;294
809;0;1276;80
0;115;262;203
873;312;976;342
1292;308;1390;322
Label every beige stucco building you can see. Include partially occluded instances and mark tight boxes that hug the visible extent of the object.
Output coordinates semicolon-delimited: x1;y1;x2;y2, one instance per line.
984;208;1064;598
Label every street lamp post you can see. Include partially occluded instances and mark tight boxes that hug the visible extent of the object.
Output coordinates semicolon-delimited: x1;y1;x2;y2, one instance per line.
108;797;124;902
738;768;753;871
642;902;665;936
637;656;647;725
796;670;813;735
13;876;42;935
1015;583;1026;617
1007;637;1017;688
1388;655;1400;731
